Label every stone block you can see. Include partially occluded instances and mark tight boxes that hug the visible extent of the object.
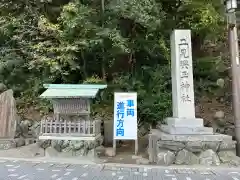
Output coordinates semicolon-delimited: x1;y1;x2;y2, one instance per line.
70;140;84;150
175;149;199;165
164;117;203;127
199;149;220;166
160;125;213;135
149;129;236;166
157;150;175;165
218;151;240;166
151;129;232;142
157;140;185;151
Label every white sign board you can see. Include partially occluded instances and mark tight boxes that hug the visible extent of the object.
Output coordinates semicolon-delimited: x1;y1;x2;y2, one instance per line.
114;92;137;140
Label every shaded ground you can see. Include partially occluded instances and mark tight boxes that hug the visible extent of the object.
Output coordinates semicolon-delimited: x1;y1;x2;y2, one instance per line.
101;140;148;164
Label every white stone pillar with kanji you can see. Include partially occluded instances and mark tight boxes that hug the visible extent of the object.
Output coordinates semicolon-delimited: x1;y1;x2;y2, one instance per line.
161;29;213;134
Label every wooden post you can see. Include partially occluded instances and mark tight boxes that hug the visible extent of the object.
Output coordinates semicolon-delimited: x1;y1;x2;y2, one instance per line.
55;113;59;133
74;117;77;133
135;139;138;155
50;118;53;133
40;118;43;134
64;120;67;133
148;134;153;163
68;120;71;133
44;118;47;134
87;99;91;134
78;120;81;133
113;139;116;156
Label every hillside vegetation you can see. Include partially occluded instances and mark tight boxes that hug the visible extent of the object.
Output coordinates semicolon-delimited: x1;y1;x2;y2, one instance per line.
0;0;232;129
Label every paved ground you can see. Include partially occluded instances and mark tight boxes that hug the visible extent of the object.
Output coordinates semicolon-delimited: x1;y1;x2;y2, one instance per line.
0;159;240;180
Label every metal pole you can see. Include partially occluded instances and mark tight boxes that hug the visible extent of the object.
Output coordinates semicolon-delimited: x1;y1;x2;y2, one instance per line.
228;12;240;156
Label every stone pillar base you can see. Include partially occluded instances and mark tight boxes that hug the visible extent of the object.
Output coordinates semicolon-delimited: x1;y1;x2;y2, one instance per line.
160;117;213;135
159;125;214;135
165;117;204;127
148;129;238;166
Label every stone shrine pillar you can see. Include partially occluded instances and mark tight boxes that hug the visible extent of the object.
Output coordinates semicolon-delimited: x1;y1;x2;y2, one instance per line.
0;89;18;149
160;29;213;134
148;29;237;165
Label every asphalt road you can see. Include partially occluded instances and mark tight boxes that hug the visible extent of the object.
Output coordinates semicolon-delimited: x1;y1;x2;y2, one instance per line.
0;159;240;180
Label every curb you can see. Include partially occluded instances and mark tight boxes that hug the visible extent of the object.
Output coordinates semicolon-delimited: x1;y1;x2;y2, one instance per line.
0;156;238;170
0;157;98;165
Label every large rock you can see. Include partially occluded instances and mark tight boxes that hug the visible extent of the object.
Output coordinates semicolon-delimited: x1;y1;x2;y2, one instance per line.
18;120;32;138
51;140;71;152
62;146;72;153
75;148;87;156
70;141;84;150
15;137;25;147
51;140;62;152
61;140;70;149
175;149;199;165
0;90;18;138
29;121;41;138
157;150;175;165
218;151;240;166
199;149;220;166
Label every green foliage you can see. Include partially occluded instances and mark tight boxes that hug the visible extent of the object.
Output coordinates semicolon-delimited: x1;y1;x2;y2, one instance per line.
112;65;172;125
0;0;227;126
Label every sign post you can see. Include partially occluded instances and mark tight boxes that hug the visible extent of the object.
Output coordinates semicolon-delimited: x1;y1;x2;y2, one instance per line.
113;92;138;156
224;0;240;156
